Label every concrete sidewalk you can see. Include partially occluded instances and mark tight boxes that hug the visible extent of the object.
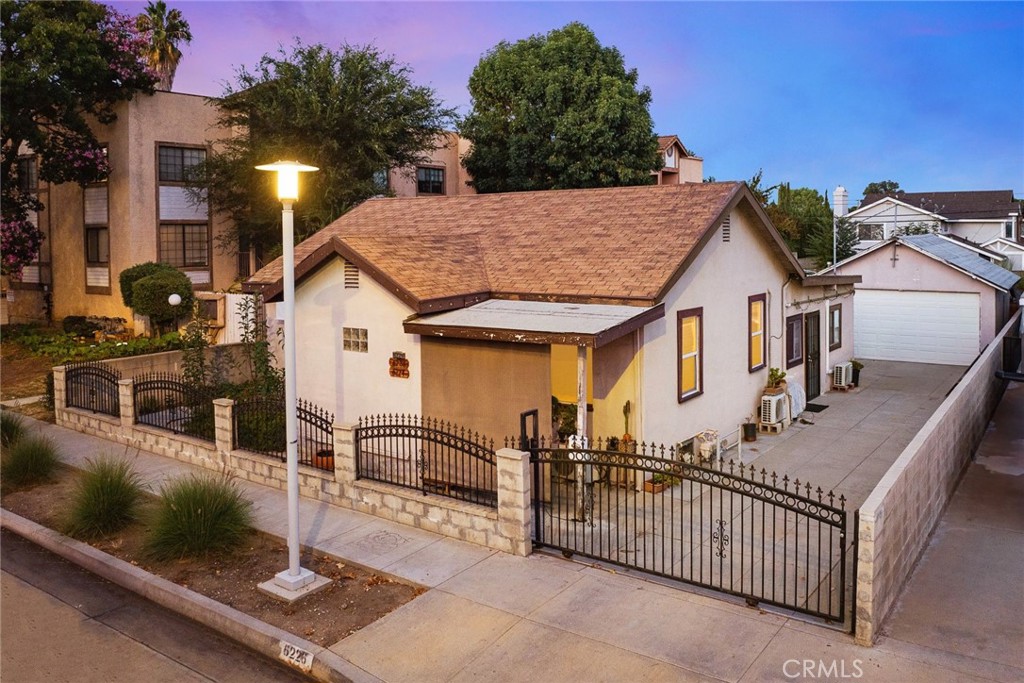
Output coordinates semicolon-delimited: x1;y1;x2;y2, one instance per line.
15;414;1020;683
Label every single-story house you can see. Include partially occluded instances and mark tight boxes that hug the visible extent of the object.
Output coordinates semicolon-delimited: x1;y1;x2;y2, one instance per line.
841;189;1024;264
822;233;1019;365
246;182;858;446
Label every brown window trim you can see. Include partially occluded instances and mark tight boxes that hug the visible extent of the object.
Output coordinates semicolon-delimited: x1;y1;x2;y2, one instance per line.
785;313;803;369
748;293;767;373
829;303;842;351
83;176;110;294
415;165;446;196
85;285;112;296
677;307;704;403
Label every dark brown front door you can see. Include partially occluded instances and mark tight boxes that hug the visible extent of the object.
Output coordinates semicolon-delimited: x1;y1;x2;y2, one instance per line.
805;311;821;400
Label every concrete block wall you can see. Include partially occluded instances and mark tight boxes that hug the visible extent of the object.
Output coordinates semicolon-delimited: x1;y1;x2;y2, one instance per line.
855;310;1020;645
54;373;532;556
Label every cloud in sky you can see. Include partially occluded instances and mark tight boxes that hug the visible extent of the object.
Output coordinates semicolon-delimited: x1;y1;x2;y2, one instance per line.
109;0;1023;196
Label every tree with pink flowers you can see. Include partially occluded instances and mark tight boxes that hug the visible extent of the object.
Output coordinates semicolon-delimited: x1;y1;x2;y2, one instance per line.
1;1;157;275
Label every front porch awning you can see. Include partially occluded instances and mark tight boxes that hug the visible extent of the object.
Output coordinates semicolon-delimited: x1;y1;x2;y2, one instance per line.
403;299;665;348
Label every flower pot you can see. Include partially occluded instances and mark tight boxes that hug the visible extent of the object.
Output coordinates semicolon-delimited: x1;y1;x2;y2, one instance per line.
742;422;757;442
313;450;334;470
852;367;861;386
643;480;669;494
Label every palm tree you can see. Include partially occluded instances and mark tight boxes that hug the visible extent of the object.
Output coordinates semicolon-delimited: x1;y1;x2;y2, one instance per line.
136;1;193;91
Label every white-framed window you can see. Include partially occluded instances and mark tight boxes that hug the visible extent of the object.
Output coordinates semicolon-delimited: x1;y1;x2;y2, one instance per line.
857;223;884;241
1005;220;1015;240
342;327;368;352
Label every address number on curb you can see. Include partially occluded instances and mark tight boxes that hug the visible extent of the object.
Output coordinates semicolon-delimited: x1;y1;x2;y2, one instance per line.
279;641;314;672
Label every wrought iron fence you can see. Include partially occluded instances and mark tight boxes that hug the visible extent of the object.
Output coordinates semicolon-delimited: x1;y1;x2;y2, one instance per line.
355;414;497;507
65;361;121;417
526;435;851;625
133;372;215;442
233;396;334;471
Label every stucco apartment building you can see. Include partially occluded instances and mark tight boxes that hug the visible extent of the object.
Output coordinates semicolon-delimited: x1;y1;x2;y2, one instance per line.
4;91;235;325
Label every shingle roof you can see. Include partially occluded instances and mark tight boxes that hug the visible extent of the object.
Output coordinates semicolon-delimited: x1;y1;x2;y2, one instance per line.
248;182;798;311
657;135;690;156
861;190;1020;221
901;234;1020;291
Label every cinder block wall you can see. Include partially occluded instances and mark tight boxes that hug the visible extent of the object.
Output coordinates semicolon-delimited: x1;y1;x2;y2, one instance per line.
855;310;1020;645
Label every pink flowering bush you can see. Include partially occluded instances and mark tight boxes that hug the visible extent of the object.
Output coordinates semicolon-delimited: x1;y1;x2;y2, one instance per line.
98;10;159;85
1;218;43;278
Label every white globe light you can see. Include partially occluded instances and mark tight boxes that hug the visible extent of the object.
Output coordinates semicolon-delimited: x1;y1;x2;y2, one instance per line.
168;293;182;306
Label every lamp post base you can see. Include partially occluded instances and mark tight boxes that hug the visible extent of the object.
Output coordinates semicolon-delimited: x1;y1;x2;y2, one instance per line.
257;568;332;604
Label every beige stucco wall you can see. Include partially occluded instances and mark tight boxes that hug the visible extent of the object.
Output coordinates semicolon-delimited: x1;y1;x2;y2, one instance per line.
421;338;551;444
592;332;642;441
846;242;999;349
37;91;234;323
291;257;422;426
389;132;475;198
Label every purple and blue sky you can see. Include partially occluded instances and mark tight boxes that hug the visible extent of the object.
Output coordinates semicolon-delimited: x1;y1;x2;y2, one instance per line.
111;1;1024;200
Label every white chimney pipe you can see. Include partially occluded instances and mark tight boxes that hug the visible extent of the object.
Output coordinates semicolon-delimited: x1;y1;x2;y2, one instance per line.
833;186;848;217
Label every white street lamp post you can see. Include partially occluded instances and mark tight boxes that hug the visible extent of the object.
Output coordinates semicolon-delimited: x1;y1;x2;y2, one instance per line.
255;160;319;592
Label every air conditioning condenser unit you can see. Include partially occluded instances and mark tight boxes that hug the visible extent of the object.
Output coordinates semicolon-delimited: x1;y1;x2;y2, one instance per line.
833;362;854;388
760;393;788;425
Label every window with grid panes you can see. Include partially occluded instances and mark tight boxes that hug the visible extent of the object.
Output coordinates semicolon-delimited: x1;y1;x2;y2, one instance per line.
17;156;38;193
159;224;209;267
416;167;445;195
342;327;368;352
158;146;206;182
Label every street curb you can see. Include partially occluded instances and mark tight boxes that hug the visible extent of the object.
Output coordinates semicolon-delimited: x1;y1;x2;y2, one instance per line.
0;509;381;683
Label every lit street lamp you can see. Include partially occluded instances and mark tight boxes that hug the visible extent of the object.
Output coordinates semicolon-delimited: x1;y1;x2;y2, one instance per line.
254;160;324;598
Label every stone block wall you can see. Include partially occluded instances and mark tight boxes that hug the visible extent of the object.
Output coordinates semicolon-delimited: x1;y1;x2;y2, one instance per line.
855;310;1020;645
54;375;532;556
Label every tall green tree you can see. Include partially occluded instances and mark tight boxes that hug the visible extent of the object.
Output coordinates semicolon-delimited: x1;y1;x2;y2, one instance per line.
459;23;660;193
1;0;156;275
807;216;859;270
862;179;901;197
197;41;455;256
135;0;192;91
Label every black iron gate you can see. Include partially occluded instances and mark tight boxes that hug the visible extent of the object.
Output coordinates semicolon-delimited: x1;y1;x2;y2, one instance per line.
524;425;853;625
65;361;121;416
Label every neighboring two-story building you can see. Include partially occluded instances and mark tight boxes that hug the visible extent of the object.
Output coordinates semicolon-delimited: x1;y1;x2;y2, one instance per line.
4;91;236;325
841;189;1024;269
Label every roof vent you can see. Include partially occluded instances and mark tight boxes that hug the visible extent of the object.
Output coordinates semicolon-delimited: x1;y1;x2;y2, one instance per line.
721;216;731;242
344;260;359;288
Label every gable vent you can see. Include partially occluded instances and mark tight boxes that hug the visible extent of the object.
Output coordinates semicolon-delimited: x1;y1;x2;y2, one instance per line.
721;216;731;242
344;259;359;288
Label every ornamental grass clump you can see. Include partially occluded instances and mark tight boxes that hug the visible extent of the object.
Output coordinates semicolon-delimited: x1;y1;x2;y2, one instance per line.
1;434;61;489
64;456;145;539
145;473;253;560
1;411;26;449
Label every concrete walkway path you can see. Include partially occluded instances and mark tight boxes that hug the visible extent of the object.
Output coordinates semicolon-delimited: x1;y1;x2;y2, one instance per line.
16;396;1019;683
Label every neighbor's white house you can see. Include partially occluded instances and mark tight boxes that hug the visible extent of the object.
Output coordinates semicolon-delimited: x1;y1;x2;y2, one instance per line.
247;182;858;445
836;188;1024;269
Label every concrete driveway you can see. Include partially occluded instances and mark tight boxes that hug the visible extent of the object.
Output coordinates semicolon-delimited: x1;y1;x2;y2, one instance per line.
741;360;966;509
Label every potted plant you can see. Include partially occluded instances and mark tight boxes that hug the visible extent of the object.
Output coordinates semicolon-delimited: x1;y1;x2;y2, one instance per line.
765;367;787;395
851;359;864;386
643;472;678;494
313;449;334;470
742;414;758;442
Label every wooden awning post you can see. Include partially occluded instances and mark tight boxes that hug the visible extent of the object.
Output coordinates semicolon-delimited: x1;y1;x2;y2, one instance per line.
574;345;590;522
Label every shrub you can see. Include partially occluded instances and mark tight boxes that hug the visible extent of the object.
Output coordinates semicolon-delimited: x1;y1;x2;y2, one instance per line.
132;270;194;324
119;262;177;308
145;473;253;560
1;411;25;449
64;457;145;539
41;371;55;410
1;435;61;488
235;409;286;454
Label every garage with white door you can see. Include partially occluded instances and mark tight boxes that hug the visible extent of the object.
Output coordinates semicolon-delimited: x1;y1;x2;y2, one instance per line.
835;234;1018;367
854;289;980;365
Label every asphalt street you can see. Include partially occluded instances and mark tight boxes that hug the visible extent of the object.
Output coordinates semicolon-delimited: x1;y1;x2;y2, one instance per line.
0;529;311;683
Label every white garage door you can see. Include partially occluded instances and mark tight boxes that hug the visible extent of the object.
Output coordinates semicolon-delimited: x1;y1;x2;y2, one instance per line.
854;289;980;365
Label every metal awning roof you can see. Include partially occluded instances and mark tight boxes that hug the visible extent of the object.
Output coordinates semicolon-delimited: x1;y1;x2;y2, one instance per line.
403;299;665;348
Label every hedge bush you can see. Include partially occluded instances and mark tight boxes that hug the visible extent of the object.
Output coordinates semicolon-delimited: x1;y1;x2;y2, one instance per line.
119;262;177;308
132;270;194;323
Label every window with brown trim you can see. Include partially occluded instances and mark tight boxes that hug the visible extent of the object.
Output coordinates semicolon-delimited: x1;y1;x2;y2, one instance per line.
159;224;209;267
829;304;842;350
416;166;445;195
157;144;210;280
677;307;703;402
748;294;766;372
786;314;803;369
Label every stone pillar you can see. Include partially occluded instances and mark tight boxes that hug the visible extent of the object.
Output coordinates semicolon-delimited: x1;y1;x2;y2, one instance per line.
52;365;67;412
117;379;134;427
333;422;357;487
213;398;234;461
496;447;532;557
855;511;877;646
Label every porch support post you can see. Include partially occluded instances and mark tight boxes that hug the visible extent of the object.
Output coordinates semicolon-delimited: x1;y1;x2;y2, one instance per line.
574;345;590;522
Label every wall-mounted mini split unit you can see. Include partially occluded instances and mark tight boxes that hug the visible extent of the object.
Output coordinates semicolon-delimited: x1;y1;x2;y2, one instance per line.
833;362;854;388
760;393;787;425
